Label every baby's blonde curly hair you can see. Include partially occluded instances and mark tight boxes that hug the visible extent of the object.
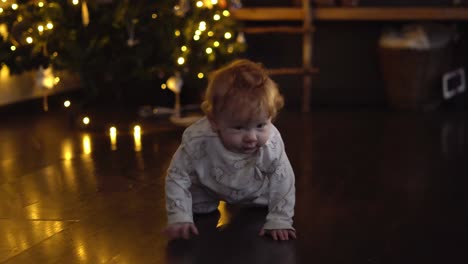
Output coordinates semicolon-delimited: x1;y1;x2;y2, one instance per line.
201;59;284;122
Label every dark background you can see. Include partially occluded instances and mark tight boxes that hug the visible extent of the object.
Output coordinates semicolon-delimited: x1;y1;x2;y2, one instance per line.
243;0;468;111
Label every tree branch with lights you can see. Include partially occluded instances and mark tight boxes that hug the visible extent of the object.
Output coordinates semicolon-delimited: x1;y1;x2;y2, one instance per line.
0;0;245;118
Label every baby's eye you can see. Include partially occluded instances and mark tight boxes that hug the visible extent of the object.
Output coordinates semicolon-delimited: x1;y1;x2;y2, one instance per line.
256;123;266;129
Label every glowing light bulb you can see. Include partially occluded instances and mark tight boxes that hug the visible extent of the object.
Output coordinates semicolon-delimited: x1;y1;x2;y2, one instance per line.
208;31;214;37
196;1;203;8
181;46;187;52
213;14;221;21
38;25;44;32
72;0;79;5
10;46;16;51
82;117;90;125
214;41;220;47
193;35;200;41
38;2;44;7
64;100;71;108
11;4;18;10
198;72;204;79
161;83;167;89
0;8;3;14
206;47;213;54
223;10;230;17
199;21;206;31
174;30;180;37
177;57;185;65
26;37;33;44
212;0;218;4
54;77;60;84
224;32;232;39
151;13;157;19
46;23;53;29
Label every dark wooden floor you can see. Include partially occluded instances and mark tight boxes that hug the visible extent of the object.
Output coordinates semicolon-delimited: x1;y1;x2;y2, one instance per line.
1;109;467;263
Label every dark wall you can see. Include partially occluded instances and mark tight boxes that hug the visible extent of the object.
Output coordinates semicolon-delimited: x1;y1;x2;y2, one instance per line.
243;1;468;110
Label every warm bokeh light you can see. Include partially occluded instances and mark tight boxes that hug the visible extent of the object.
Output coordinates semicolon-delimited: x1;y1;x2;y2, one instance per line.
109;126;117;151
181;45;187;52
38;25;44;32
223;10;230;17
46;22;53;29
213;14;221;21
205;47;213;54
134;125;141;134
0;64;9;79
224;32;232;39
82;117;90;125
11;3;18;10
197;72;204;79
199;21;206;31
38;2;44;7
26;37;33;44
161;83;167;89
196;1;203;8
63;100;71;108
82;134;92;155
213;41;220;47
193;35;200;41
61;140;73;160
133;125;142;152
174;30;180;37
151;13;157;19
72;0;79;5
177;57;185;65
207;31;214;37
10;45;16;51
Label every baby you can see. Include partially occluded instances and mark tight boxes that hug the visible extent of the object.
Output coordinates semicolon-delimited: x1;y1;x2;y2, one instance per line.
163;59;296;241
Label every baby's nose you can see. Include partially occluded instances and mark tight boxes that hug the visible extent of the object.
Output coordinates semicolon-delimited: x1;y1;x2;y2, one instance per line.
244;130;257;142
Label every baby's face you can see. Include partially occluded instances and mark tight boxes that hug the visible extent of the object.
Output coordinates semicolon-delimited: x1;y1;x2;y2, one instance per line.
210;110;272;155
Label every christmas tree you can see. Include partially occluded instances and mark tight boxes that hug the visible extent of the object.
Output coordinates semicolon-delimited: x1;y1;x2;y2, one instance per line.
0;0;245;107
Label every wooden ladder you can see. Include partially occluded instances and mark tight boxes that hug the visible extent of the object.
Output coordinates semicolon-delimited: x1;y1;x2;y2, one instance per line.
232;0;319;112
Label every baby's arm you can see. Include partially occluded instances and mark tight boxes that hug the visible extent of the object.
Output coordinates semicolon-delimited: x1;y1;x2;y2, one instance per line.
164;146;197;239
261;139;296;240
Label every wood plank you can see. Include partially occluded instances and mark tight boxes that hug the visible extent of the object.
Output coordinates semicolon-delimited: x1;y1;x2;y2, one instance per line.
243;26;308;34
231;8;304;21
232;7;468;21
314;7;468;21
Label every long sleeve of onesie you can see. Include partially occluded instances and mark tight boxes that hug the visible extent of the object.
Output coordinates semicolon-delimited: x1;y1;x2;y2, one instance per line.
262;134;296;231
165;144;194;224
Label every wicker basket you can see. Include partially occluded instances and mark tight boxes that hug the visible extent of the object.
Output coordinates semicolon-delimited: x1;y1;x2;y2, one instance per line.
378;44;454;111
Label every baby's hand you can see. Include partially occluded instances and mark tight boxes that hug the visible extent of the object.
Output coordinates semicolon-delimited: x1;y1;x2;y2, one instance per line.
162;223;199;240
259;228;296;241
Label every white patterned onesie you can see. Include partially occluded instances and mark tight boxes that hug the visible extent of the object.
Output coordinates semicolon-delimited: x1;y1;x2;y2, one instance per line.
165;117;295;230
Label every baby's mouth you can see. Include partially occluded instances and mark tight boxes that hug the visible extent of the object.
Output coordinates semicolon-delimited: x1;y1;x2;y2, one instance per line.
242;146;257;153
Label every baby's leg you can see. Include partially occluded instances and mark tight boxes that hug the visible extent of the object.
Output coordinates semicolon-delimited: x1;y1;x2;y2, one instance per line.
190;184;219;214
